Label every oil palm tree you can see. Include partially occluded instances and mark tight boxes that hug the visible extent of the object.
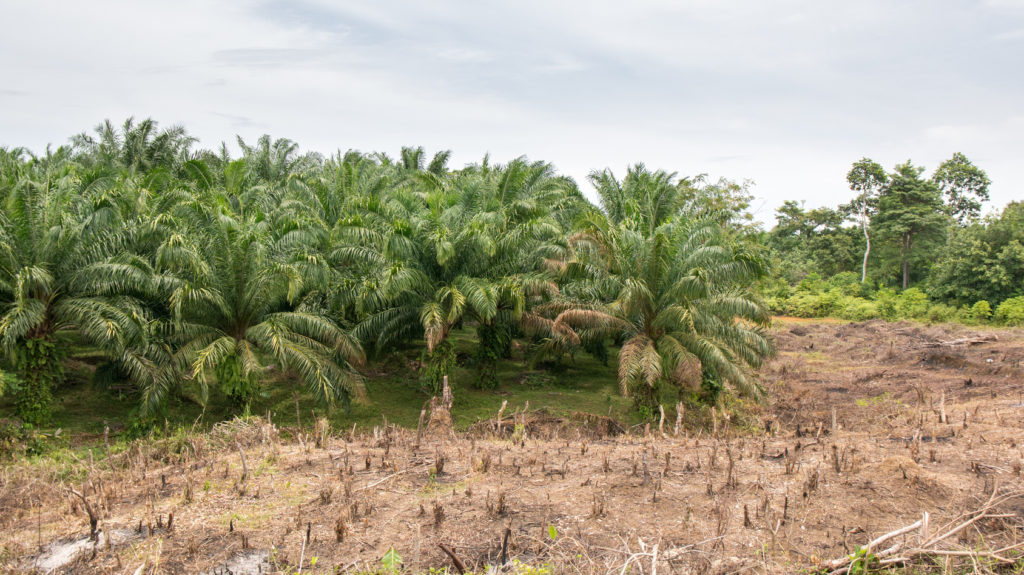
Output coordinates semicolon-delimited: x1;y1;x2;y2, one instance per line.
71;117;197;176
337;170;503;389
0;162;152;424
143;191;364;413
337;156;572;388
532;166;773;407
589;164;689;236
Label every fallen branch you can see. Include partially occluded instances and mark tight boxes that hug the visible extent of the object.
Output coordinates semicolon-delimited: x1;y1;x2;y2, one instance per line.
824;490;1023;575
920;335;998;348
356;463;428;493
438;543;467;574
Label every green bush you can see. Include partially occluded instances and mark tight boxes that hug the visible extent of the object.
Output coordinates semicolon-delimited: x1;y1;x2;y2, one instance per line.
925;303;957;324
785;292;826;317
771;276;1005;326
994;296;1024;326
826;272;864;296
837;298;879;321
954;305;973;324
764;295;786;315
813;289;838;316
0;418;46;459
873;287;899;320
969;300;992;321
894;288;930;319
796;272;826;294
761;277;793;300
0;368;18;398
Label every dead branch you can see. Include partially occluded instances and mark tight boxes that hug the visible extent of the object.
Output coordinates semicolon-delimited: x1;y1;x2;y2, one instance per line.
438;542;467;574
67;486;99;541
236;441;249;482
499;526;512;566
919;335;998;348
824;490;1023;575
495;400;508;433
356;464;429;492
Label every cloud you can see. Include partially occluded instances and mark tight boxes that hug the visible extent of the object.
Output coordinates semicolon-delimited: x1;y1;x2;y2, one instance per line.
992;27;1024;40
211;48;332;68
435;47;493;64
211;112;262;129
0;0;1022;226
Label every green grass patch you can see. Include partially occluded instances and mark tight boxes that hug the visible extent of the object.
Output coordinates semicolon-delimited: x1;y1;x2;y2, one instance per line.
0;328;638;453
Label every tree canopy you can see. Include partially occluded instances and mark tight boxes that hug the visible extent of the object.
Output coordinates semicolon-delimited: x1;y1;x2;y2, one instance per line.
0;118;774;426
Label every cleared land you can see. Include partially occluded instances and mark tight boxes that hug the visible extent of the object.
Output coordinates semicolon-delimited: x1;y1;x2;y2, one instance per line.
2;319;1023;574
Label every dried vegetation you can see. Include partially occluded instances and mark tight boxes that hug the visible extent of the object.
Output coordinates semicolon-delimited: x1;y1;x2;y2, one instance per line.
1;320;1023;574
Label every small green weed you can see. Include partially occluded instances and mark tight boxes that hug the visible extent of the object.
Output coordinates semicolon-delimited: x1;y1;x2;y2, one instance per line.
855;392;890;407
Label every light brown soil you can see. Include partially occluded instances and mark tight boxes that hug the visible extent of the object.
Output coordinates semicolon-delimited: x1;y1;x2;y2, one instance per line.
2;319;1023;574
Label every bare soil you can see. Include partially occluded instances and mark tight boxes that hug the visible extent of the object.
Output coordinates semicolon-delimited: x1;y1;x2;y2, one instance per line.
2;319;1023;574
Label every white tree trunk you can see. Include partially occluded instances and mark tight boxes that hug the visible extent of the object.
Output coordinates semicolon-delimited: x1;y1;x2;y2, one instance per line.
861;215;871;283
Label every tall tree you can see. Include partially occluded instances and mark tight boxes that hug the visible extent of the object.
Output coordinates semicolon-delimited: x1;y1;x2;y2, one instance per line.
844;158;887;283
873;162;948;289
768;201;860;282
928;201;1024;305
931;152;990;225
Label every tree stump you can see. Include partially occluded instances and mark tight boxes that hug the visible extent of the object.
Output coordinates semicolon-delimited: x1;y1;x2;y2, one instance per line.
426;375;455;439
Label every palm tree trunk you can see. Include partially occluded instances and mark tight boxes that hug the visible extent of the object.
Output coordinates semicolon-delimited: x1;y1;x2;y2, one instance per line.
14;336;61;425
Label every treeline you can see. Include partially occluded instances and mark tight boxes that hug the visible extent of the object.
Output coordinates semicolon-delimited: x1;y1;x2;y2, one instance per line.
0;118;771;426
765;156;1024;325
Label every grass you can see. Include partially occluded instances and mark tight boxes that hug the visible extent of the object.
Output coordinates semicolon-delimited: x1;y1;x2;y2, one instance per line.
0;328;637;454
855;392;892;407
771;315;850;325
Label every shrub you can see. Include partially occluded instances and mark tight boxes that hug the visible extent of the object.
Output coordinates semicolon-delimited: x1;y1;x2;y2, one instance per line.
0;368;18;398
837;298;879;321
780;290;879;321
954;305;973;324
894;288;930;319
925;303;957;324
0;418;46;459
873;287;899;320
969;300;992;321
818;288;847;314
994;296;1024;326
796;272;826;294
761;277;793;300
785;292;826;317
826;272;863;296
764;295;787;315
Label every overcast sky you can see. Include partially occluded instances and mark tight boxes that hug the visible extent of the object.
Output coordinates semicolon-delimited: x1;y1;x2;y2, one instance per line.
2;1;1022;224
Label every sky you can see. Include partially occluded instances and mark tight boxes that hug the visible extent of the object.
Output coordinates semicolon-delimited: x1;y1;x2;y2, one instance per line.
1;0;1022;225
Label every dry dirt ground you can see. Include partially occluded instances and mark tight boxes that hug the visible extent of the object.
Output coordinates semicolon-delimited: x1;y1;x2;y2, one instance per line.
2;319;1023;574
